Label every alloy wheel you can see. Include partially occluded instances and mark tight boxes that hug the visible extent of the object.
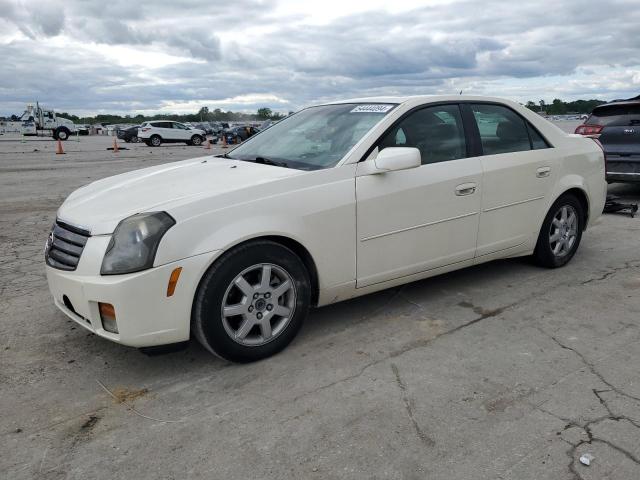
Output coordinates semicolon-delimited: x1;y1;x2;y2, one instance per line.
549;205;578;257
221;263;296;346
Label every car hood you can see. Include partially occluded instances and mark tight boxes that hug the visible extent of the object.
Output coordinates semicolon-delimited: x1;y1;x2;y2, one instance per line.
57;157;302;235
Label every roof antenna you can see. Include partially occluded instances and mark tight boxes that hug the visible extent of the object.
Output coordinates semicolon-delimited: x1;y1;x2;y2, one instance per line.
459;90;463;95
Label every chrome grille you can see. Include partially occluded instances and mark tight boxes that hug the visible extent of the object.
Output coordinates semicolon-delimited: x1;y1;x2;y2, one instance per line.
45;221;91;271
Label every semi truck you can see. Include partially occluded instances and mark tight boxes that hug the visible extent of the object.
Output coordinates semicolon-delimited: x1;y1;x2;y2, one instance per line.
20;103;76;140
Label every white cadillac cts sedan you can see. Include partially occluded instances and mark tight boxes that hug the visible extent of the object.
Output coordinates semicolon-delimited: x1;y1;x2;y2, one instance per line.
45;96;606;362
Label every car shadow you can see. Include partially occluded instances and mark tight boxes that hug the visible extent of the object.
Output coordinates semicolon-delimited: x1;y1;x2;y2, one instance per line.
123;256;537;371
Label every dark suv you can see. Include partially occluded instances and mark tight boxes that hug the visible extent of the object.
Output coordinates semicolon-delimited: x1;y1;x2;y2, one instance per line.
576;100;640;183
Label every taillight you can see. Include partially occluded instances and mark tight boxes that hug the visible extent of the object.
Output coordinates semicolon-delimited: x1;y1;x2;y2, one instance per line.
141;127;150;132
575;124;603;136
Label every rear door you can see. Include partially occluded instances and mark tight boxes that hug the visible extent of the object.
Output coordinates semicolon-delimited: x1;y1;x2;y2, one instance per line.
152;121;173;139
588;103;640;177
465;103;557;256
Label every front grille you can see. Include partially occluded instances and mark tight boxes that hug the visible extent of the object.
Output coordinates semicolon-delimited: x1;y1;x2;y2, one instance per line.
45;220;91;271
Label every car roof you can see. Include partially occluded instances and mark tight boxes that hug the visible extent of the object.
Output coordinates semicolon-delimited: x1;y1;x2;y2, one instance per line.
594;100;640;109
322;94;519;107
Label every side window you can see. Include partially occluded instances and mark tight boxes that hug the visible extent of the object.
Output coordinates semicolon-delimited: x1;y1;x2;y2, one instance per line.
379;104;466;164
471;104;531;155
529;126;550;150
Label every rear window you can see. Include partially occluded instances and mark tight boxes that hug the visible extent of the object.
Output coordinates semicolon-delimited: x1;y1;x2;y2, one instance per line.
588;104;640;126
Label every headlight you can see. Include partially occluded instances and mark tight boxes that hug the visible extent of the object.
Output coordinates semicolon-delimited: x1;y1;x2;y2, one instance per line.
100;212;175;275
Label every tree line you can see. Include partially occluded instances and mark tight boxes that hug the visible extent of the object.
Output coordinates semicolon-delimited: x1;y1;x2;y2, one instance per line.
524;99;607;115
1;98;621;123
4;106;290;125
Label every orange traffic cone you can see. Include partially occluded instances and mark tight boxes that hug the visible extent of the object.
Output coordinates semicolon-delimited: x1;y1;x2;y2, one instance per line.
203;136;211;150
55;139;65;155
112;137;119;153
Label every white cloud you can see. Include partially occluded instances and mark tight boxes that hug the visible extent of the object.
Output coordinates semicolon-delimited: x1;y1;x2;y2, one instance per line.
0;0;639;116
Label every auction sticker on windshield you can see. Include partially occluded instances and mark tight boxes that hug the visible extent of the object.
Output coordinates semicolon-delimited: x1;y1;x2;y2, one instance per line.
350;104;395;113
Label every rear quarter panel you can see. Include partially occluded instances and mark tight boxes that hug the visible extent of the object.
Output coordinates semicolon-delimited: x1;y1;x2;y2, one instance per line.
548;134;606;229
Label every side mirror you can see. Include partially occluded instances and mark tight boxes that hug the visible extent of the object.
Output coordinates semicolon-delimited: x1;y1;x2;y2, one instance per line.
371;147;421;173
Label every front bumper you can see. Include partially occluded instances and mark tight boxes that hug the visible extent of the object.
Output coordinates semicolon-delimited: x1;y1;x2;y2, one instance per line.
46;244;221;348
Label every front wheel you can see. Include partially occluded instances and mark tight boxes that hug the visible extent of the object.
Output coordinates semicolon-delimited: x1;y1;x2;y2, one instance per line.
192;241;310;362
533;194;584;268
191;135;203;146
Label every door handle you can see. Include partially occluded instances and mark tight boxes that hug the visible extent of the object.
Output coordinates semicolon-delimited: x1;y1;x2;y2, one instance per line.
455;183;477;196
536;166;551;178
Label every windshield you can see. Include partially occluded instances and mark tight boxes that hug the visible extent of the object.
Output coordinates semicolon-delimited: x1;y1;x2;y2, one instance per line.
227;103;397;170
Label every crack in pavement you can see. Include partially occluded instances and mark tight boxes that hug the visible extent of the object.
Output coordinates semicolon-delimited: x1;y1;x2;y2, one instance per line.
391;363;435;448
580;260;640;285
290;299;518;403
543;329;640;405
535;328;640;479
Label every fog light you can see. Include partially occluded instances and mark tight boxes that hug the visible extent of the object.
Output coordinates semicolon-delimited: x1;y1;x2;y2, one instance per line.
99;302;118;334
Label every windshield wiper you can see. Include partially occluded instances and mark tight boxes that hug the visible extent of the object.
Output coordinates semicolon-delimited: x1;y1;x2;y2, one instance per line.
253;156;289;168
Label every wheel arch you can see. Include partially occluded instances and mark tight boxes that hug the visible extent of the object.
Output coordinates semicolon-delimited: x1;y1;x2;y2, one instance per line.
555;186;590;230
194;234;320;308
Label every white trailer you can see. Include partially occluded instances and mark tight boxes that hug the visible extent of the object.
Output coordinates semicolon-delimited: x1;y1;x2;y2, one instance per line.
20;103;77;140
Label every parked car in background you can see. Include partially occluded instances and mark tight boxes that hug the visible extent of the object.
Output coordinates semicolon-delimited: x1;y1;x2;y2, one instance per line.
45;95;605;362
575;100;640;183
208;122;224;134
224;125;259;144
116;125;140;143
192;123;213;135
138;121;206;147
76;125;89;136
259;120;273;131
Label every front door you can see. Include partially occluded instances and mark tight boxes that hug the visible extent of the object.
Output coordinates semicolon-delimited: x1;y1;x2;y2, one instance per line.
356;104;482;287
172;122;192;140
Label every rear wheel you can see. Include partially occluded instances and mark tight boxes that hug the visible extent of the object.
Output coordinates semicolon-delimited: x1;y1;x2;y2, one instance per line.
192;240;310;362
150;135;161;147
533;194;584;268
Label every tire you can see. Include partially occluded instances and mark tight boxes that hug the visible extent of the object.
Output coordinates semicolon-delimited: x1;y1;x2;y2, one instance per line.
192;240;311;362
144;140;152;147
132;136;139;143
56;128;69;141
124;138;131;143
150;135;162;147
191;135;203;146
533;194;584;268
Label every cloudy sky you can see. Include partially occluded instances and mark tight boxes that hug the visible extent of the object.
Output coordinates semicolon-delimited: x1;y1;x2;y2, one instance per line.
1;0;639;117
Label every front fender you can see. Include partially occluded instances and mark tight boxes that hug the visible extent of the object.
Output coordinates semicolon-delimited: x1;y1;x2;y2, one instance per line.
155;166;358;292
